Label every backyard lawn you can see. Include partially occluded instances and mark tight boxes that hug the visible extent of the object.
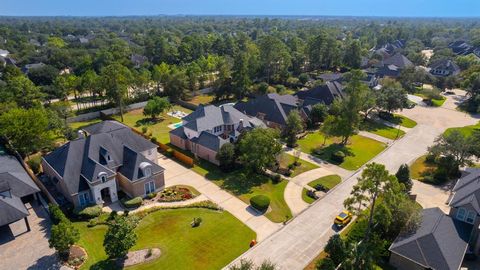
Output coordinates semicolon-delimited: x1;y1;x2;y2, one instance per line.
297;132;387;170
186;94;215;106
302;175;341;204
68;118;102;131
74;208;255;270
278;152;319;177
112;105;192;144
188;160;292;223
360;120;405;140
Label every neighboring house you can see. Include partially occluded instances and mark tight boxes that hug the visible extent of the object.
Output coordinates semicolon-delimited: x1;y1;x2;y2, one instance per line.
131;54;148;68
21;62;46;74
429;59;461;77
318;72;378;88
42;121;165;208
169;104;264;165
449;40;475;56
295;81;345;106
0;55;16;67
374;39;406;58
382;53;414;70
389;207;472;270
0;152;40;231
29;39;41;47
234;93;309;129
389;168;480;270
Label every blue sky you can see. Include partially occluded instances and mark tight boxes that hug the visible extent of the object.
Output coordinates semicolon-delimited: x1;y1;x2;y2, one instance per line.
2;0;480;17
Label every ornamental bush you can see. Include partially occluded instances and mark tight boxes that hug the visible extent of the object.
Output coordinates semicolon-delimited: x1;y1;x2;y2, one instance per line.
77;205;102;219
250;195;270;212
122;197;143;209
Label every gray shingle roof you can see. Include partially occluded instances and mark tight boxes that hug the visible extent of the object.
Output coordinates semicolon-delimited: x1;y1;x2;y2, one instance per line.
44;121;163;196
295;81;345;106
430;59;461;76
0;190;29;227
183;105;256;132
234;94;299;126
389;207;472;270
0;155;39;197
191;131;228;152
383;53;414;69
118;146;164;181
449;168;480;212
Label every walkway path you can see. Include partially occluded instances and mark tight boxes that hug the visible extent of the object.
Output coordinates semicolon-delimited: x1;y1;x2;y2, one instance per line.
358;130;394;144
157;156;282;241
284;167;340;216
226;93;479;270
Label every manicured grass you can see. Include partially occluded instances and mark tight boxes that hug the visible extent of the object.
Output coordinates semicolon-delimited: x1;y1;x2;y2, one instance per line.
414;93;446;107
187;95;215;105
360;120;405;140
68;118;102;131
188;159;292;223
410;154;437;180
297;132;387;170
391;114;417;128
113;106;192;144
307;175;342;190
278;152;319;177
75;208;255;270
444;122;480;137
302;175;342;204
302;188;316;204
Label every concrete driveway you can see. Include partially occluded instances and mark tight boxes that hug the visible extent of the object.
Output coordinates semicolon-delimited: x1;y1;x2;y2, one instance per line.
157;155;282;241
226;94;479;270
0;201;65;270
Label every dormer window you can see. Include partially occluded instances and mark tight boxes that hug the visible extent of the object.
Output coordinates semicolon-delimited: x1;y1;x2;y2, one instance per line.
139;162;152;178
98;172;108;183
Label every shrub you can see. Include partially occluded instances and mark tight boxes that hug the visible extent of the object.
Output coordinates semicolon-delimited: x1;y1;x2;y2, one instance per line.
287;163;296;170
27;156;42;174
77;205;102;219
331;151;345;163
108;211;118;221
191;217;202;227
433;168;448;184
49;204;68;224
141;126;148;134
150;137;158;144
316;258;336;270
250;195;270;212
147;192;157;199
314;184;328;192
307;190;317;199
122;197;143;209
146;248;153;258
271;174;282;184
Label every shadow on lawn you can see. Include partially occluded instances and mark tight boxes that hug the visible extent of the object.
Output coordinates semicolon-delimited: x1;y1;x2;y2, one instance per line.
135;117;165;127
312;143;355;165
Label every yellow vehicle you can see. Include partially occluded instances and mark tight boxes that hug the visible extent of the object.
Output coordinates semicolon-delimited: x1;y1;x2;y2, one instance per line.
334;210;352;227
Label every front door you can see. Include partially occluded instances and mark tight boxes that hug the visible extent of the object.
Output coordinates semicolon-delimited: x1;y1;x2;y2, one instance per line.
100;188;111;204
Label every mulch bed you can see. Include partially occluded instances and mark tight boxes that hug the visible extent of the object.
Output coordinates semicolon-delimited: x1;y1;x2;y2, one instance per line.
65;245;88;269
116;248;161;267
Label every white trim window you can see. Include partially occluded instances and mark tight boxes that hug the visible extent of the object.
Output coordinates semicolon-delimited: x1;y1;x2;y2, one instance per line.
79;192;90;206
466;211;476;224
456;207;466;221
145;181;155;195
98;172;108;183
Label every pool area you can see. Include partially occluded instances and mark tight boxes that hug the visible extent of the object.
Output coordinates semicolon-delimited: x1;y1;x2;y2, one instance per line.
168;122;184;129
167;110;188;119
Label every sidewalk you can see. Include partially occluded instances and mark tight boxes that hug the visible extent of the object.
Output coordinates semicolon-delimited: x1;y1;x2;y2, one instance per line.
157;155;282;241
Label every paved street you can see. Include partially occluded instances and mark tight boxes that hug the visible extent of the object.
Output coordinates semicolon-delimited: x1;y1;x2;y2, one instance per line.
157;155;282;241
226;92;479;270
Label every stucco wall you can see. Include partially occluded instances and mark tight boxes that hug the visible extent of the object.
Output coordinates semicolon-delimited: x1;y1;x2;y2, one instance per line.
389;253;425;270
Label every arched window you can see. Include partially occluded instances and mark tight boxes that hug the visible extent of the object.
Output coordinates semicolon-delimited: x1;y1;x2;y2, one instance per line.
139;162;152;178
98;172;108;183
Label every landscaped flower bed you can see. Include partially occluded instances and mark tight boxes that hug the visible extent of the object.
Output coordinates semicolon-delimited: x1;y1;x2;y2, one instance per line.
158;186;198;202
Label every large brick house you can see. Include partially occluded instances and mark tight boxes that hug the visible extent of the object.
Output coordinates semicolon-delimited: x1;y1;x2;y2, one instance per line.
389;168;480;270
42;121;165;208
169;104;265;165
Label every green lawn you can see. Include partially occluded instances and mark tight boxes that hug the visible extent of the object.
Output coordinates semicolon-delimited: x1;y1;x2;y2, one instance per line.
444;122;480;137
414;93;446;107
390;114;417;128
302;175;341;204
278;152;319;177
188;159;292;223
112;105;192;144
360;120;405;140
297;133;387;170
410;154;437;180
187;95;215;106
75;208;255;270
68;118;102;131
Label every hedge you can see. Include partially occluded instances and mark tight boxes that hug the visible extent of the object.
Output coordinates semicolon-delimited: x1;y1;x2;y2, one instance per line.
250;195;270;212
331;151;346;163
77;205;103;219
122;196;143;209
